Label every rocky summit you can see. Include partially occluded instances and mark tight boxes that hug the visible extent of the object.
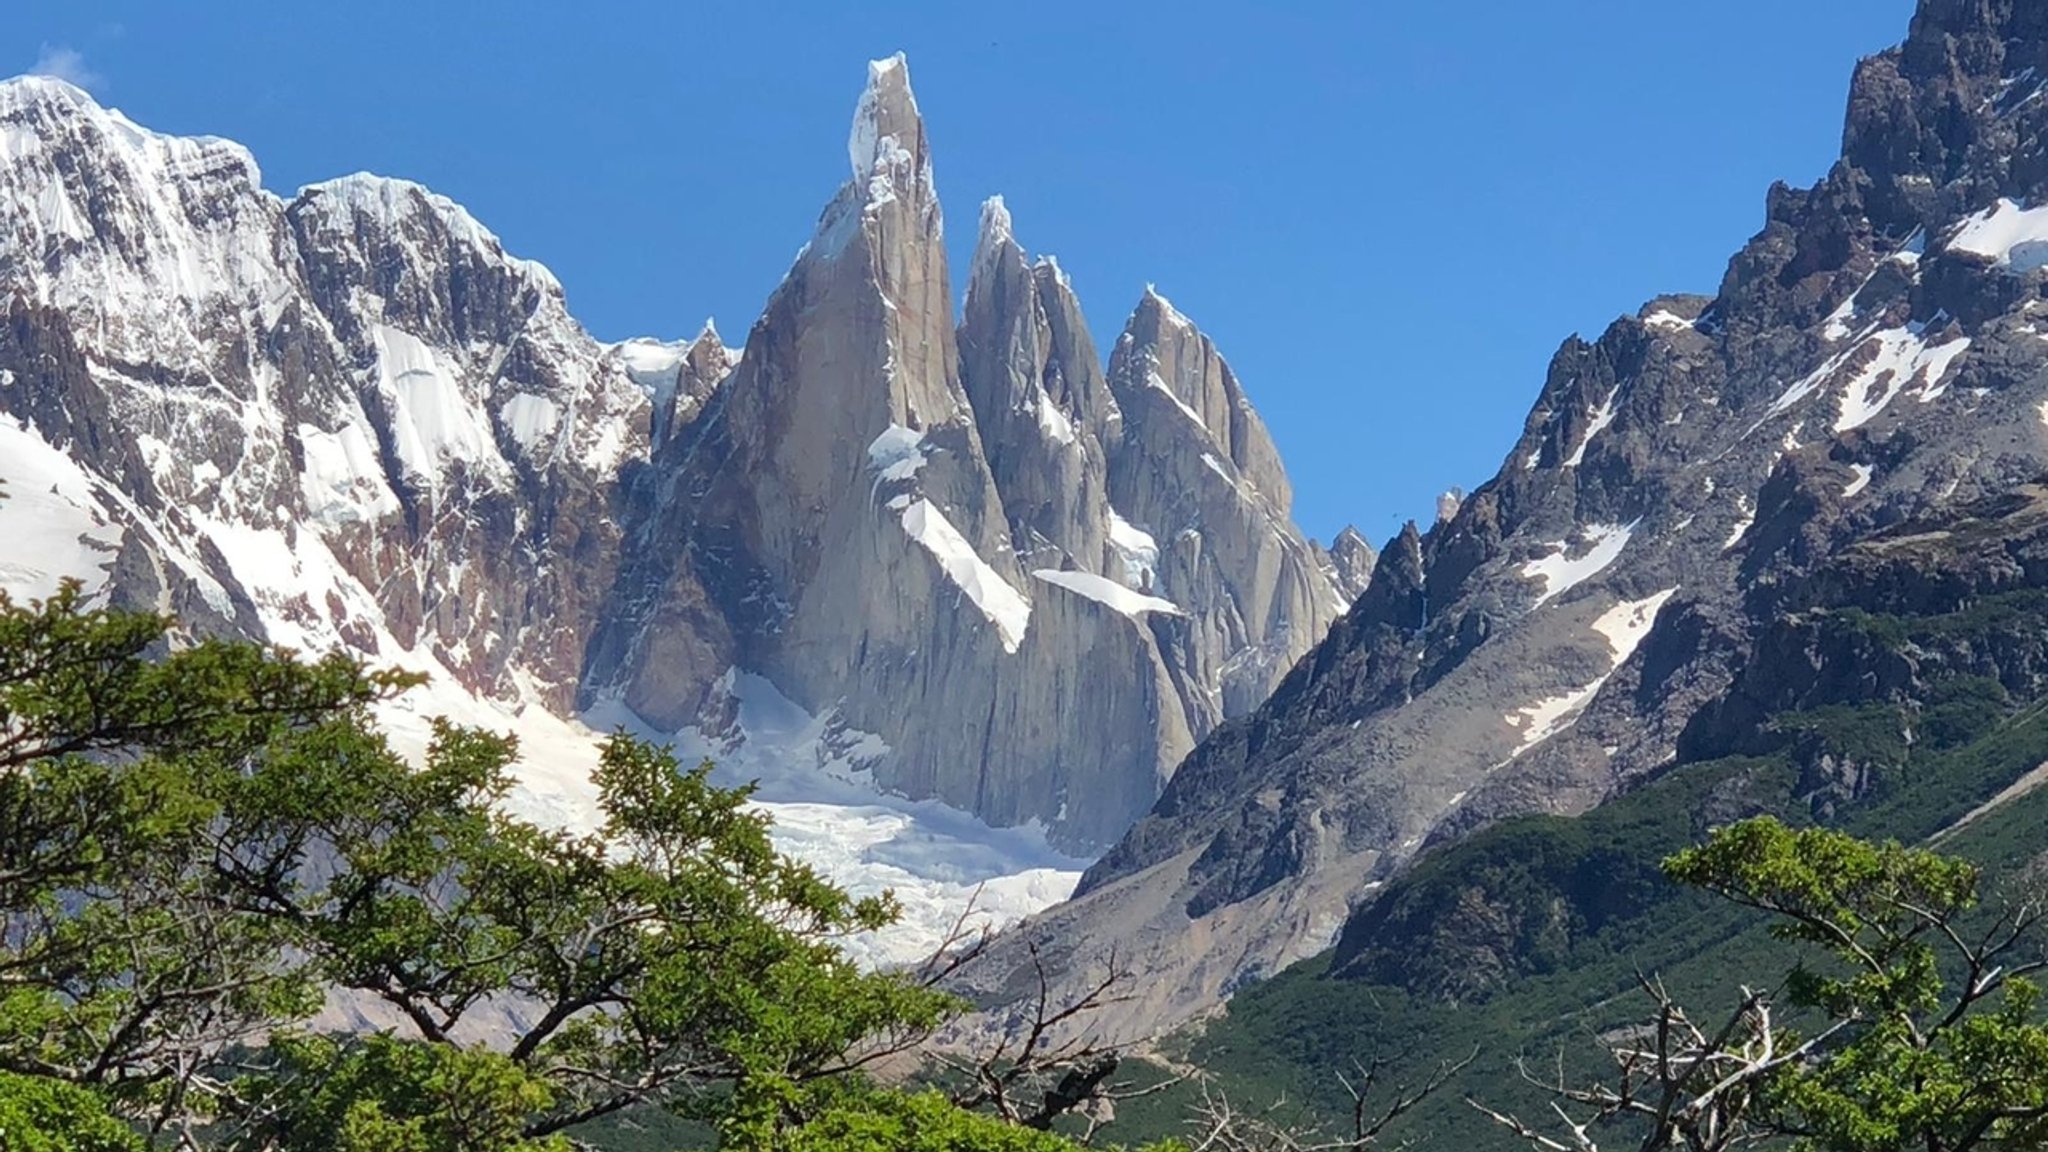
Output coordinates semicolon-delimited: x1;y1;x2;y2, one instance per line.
0;56;1350;854
952;0;2048;1039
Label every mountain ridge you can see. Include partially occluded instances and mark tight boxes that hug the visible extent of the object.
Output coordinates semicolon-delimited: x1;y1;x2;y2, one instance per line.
0;55;1355;885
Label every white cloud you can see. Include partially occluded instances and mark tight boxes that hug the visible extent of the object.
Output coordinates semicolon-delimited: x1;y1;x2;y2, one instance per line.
28;44;103;91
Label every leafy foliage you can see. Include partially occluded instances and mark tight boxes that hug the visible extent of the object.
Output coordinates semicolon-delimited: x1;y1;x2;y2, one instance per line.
0;1069;143;1151
0;581;410;1128
0;584;1100;1150
779;1087;1182;1152
240;1034;568;1152
1661;819;2048;1152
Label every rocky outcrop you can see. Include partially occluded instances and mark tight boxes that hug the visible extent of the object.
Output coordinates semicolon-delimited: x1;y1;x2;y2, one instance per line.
1319;526;1377;603
952;0;2048;1037
0;58;1345;852
958;197;1117;578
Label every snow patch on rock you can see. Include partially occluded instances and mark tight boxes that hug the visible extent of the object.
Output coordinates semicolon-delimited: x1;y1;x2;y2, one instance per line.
1036;389;1076;445
1836;324;1970;430
1768;323;1969;431
899;499;1030;652
1107;509;1160;590
1501;588;1676;762
1948;198;2048;273
297;420;400;525
499;393;562;453
1843;463;1874;499
867;423;930;483
1521;521;1638;607
1590;587;1677;665
1723;499;1755;552
1501;681;1603;762
1147;370;1207;428
1562;387;1619;468
1032;568;1181;618
1822;294;1863;343
374;324;509;489
0;417;123;601
1823;233;1927;343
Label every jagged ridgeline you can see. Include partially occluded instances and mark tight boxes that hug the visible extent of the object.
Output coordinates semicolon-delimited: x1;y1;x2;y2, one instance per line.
954;0;2048;1046
1110;478;2048;1149
0;56;1365;854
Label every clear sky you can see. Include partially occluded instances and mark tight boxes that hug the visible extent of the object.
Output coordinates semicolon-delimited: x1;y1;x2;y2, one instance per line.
10;1;1916;544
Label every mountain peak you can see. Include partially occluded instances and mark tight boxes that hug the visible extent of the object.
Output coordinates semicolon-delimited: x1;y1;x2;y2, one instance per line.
977;194;1015;251
847;51;924;183
1324;525;1378;602
0;72;92;110
0;71;261;186
685;320;732;371
1911;0;2048;38
868;51;908;84
970;195;1024;286
1131;285;1202;344
294;172;562;293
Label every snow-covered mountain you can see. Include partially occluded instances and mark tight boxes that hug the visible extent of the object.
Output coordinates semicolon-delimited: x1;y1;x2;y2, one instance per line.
0;59;1355;951
950;0;2048;1036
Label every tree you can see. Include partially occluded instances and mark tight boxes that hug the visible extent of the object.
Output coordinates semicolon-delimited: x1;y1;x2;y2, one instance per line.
0;580;408;1137
0;582;1155;1150
1181;1056;1473;1152
932;939;1170;1139
227;727;960;1149
1477;817;2048;1152
234;1034;569;1152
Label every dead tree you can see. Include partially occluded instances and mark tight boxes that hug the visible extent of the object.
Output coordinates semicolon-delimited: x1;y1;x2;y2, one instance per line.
939;939;1178;1139
1182;1048;1475;1151
1469;975;1846;1152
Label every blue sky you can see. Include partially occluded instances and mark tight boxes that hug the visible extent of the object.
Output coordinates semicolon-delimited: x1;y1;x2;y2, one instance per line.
11;1;1915;543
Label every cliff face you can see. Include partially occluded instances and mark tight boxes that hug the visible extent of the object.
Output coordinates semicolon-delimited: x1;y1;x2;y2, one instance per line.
952;0;2048;1035
0;59;1349;853
590;59;1349;848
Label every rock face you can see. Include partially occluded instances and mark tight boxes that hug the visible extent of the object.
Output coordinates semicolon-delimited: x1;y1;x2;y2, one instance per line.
952;0;2048;1037
1323;482;2048;1002
0;59;1349;852
587;59;1348;848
